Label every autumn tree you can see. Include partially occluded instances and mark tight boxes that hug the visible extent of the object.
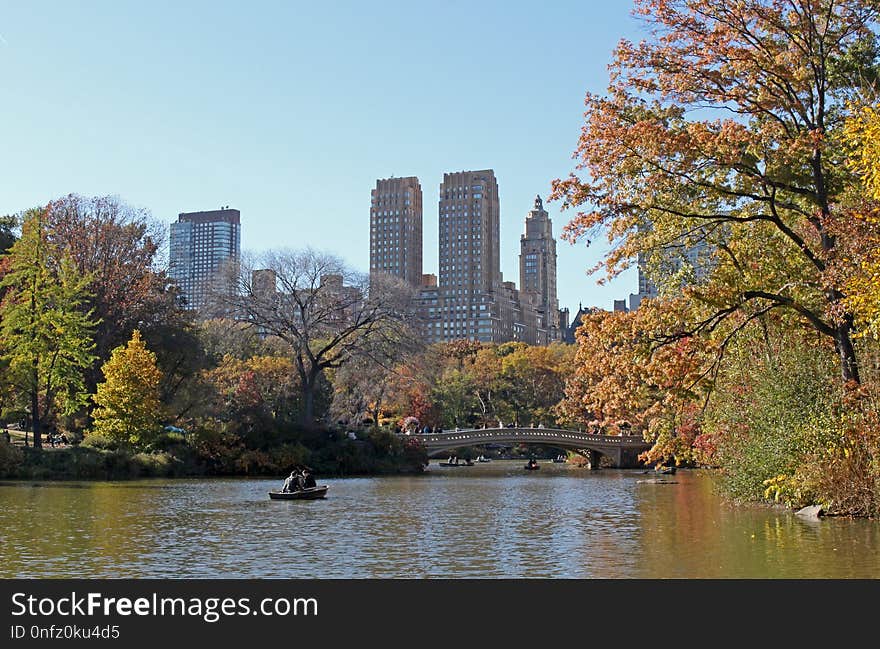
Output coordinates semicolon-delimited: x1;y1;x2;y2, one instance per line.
43;194;194;395
91;330;163;448
496;342;575;427
329;353;395;429
220;249;419;428
837;104;880;339
558;300;716;464
551;0;880;384
384;347;445;428
0;209;97;447
200;354;302;447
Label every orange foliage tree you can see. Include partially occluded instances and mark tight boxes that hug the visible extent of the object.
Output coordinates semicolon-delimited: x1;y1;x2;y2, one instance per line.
551;0;880;385
557;299;717;464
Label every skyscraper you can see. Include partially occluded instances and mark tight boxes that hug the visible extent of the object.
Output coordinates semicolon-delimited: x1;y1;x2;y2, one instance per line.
519;195;559;341
436;169;502;342
370;176;423;287
372;169;562;345
169;208;241;311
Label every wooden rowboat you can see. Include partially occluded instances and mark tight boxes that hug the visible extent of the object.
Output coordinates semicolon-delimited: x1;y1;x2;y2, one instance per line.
268;485;329;500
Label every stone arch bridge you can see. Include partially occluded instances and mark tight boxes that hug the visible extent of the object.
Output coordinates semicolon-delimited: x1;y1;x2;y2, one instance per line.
411;427;651;469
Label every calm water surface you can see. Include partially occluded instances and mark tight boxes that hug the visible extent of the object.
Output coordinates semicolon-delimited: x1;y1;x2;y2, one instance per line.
1;462;878;578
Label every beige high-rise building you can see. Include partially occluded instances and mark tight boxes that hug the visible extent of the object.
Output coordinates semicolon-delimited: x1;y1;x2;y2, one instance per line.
519;195;560;341
371;169;562;346
435;170;502;342
370;176;423;287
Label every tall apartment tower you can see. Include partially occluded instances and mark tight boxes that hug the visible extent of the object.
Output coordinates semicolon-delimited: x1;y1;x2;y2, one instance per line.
436;170;501;341
519;195;559;340
370;176;423;287
169;208;241;311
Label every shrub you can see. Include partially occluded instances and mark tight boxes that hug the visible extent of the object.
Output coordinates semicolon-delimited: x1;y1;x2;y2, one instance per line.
705;333;840;505
0;438;24;475
81;430;120;451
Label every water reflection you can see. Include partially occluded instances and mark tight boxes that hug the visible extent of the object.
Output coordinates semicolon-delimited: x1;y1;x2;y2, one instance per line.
0;464;877;578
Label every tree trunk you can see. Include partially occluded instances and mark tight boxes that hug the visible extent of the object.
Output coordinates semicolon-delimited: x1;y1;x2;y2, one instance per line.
835;318;860;384
300;369;320;429
31;386;42;449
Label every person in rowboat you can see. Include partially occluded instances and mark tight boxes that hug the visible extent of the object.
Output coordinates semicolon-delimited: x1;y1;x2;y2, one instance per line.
281;470;301;493
302;468;317;489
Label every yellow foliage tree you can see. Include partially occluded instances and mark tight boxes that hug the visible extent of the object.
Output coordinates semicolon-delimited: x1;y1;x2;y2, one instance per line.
842;105;880;339
91;330;163;447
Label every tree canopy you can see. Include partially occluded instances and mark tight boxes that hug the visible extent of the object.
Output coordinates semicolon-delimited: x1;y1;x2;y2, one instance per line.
551;0;880;384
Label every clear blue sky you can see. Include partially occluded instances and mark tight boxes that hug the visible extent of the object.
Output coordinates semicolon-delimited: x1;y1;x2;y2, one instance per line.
0;1;647;313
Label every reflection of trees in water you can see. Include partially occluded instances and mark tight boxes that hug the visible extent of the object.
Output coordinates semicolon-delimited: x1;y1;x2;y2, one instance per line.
2;483;156;577
634;472;880;578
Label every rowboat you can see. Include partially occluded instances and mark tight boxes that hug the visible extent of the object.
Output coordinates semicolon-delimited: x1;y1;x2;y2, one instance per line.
268;486;329;500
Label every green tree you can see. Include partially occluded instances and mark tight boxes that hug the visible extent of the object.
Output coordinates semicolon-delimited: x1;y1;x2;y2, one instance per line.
432;369;477;428
91;330;163;448
0;213;17;255
0;209;97;447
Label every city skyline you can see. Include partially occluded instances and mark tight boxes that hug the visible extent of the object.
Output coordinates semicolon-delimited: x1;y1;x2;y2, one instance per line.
0;1;644;313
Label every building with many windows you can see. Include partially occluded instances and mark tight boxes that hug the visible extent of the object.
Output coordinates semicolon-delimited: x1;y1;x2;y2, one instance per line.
519;195;560;342
169;208;241;311
431;169;502;342
370;176;423;287
371;170;563;345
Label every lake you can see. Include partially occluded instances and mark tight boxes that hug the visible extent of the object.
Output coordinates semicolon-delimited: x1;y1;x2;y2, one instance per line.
1;461;878;578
